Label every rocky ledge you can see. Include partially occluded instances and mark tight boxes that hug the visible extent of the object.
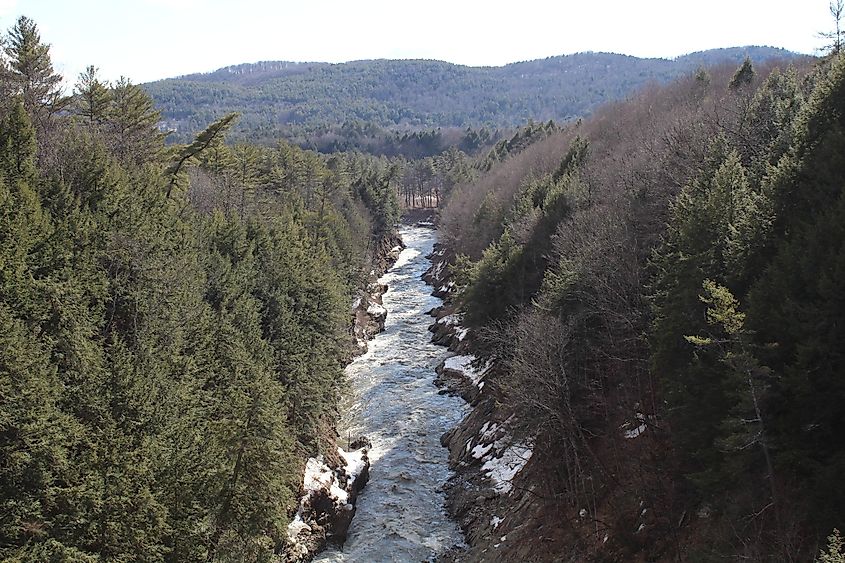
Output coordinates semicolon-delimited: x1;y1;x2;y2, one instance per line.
425;243;538;563
283;232;403;562
351;236;403;353
283;438;372;562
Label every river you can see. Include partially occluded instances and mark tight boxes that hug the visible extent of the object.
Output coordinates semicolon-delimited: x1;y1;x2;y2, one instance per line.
315;225;467;563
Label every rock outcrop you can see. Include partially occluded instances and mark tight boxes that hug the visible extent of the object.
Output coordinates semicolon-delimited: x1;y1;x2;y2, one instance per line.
283;440;372;562
284;232;402;562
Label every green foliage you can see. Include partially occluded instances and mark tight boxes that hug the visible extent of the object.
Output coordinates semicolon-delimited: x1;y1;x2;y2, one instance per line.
650;140;773;490
819;529;845;563
145;48;799;148
460;136;589;326
437;36;839;561
460;230;526;325
743;55;845;527
165;112;239;198
477;121;559;172
0;100;37;183
729;57;756;90
73;65;111;127
0;17;397;560
2;16;65;126
106;77;165;165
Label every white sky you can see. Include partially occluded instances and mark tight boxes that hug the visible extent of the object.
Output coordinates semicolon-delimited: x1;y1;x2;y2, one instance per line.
0;0;833;87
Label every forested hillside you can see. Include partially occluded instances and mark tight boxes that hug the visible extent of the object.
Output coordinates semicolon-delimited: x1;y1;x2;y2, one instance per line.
0;17;398;561
3;7;843;563
144;47;799;151
433;49;845;560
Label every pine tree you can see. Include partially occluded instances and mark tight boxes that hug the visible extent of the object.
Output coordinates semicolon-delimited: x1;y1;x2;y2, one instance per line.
2;16;65;131
73;65;111;129
165;113;238;199
651;141;762;489
684;280;776;502
0;100;49;322
729;57;756;91
0;100;37;183
0;304;76;556
107;77;165;165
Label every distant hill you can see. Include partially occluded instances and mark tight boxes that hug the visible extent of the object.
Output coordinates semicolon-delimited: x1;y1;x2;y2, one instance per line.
144;46;803;145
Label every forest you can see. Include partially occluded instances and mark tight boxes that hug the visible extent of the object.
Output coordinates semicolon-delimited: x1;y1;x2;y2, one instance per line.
2;7;845;563
143;47;798;149
0;16;399;561
433;39;845;562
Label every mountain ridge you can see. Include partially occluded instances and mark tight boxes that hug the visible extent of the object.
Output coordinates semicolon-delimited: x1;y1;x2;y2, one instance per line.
174;45;798;79
144;46;806;145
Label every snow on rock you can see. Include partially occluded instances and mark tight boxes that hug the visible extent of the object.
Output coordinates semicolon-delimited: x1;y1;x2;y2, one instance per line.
302;455;348;505
437;313;462;326
481;443;533;494
366;302;387;317
471;442;494;459
338;446;367;482
286;444;370;558
479;422;499;441
624;423;647;439
491;516;503;529
462;416;533;495
287;513;311;539
436;281;457;294
455;327;469;341
433;260;446;279
621;412;648;439
444;354;491;387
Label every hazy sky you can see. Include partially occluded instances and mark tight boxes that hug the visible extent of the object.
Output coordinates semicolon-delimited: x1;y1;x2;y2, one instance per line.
0;0;833;87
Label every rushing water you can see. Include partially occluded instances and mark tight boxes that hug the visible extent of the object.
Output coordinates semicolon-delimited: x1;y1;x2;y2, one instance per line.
315;225;467;563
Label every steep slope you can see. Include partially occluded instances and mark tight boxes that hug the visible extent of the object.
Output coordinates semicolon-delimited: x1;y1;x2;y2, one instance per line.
428;52;844;561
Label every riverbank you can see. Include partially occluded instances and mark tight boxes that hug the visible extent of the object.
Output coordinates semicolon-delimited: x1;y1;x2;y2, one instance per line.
426;244;550;563
283;231;402;562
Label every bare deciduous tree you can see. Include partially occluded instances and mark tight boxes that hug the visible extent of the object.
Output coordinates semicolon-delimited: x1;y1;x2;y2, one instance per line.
819;0;845;53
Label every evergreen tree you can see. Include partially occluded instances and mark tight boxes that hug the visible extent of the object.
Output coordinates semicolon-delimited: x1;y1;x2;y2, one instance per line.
2;16;65;131
73;66;111;128
747;59;845;521
729;57;756;91
651;142;762;489
165;113;238;198
107;77;165;166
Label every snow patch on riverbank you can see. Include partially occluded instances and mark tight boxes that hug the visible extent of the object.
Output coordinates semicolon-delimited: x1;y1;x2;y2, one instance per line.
303;456;349;504
437;313;462;326
366;302;387;317
338;447;367;482
461;416;533;495
443;354;491;388
620;412;649;439
482;444;533;494
287;445;370;558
